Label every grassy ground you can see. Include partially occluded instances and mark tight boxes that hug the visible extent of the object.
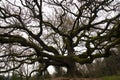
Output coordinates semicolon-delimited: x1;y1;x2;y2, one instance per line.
101;75;120;80
50;76;120;80
51;78;100;80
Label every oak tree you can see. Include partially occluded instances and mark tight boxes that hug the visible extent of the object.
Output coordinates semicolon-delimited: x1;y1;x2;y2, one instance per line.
0;0;120;77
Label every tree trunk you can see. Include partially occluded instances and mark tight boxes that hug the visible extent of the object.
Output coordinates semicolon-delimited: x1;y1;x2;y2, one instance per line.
66;39;82;77
66;62;82;77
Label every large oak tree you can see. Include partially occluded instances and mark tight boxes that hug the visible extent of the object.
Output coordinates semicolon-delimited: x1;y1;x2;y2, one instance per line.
0;0;120;77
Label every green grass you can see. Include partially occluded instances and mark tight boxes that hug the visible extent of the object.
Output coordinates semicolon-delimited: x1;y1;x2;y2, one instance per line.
102;76;120;80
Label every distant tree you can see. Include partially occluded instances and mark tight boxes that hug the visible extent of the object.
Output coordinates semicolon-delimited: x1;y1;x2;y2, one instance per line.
82;46;120;77
0;0;120;77
100;50;120;76
0;75;8;80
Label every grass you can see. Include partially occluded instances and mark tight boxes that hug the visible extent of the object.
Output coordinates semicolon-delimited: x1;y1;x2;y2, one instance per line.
102;75;120;80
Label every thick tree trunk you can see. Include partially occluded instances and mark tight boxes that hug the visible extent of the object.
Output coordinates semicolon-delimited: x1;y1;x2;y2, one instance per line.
65;39;82;77
66;62;82;77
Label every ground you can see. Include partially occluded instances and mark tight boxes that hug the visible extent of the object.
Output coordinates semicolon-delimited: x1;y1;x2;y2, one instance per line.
51;77;101;80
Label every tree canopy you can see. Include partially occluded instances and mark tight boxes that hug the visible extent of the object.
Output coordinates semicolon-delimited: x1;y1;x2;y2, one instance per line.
0;0;120;77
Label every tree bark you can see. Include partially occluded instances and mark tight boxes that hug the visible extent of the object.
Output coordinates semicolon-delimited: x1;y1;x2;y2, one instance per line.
66;61;82;77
